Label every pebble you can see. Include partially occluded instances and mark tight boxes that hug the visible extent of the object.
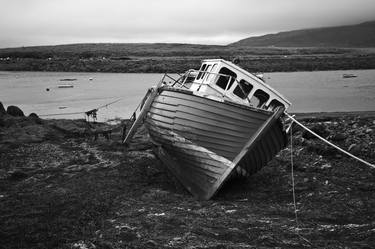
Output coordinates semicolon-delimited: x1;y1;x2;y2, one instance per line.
330;133;347;141
321;163;332;169
365;128;373;134
348;144;362;155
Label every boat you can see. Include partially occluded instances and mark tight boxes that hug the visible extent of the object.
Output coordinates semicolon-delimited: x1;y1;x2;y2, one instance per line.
342;73;357;78
57;84;74;88
123;59;291;200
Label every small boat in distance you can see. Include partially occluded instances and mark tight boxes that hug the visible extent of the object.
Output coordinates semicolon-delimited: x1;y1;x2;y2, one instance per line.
59;78;77;81
343;73;357;78
123;59;291;200
58;84;74;88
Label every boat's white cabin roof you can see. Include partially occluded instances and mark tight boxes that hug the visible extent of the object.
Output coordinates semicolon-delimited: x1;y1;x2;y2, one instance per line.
183;59;291;111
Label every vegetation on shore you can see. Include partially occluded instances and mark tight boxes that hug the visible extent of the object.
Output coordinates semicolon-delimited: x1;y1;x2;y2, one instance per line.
1;103;375;248
1;44;375;73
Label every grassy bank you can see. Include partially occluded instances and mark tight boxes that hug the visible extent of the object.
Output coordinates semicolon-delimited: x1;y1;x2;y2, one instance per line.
1;44;375;73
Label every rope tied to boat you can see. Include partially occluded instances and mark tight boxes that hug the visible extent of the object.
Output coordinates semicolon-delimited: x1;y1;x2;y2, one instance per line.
39;98;122;119
284;112;375;169
289;124;312;245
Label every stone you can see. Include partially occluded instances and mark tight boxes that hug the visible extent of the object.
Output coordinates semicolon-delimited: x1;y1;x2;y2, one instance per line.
330;133;347;141
6;105;24;117
119;230;137;242
348;144;362;155
29;113;39;119
0;101;6;115
365;128;373;134
29;113;42;124
8;170;28;180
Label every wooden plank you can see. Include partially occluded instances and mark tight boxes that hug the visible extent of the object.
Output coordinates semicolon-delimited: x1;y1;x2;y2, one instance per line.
161;89;270;120
152;100;264;128
123;81;164;144
153;145;234;200
232;107;286;166
174;111;260;134
157;95;268;124
147;127;238;160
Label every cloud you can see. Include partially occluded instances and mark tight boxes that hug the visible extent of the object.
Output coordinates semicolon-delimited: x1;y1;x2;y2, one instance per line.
0;0;374;47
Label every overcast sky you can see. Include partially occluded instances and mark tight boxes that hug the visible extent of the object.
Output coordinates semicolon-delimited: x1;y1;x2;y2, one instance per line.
0;0;374;48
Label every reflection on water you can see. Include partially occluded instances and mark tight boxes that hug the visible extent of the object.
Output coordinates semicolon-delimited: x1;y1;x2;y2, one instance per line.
0;70;374;121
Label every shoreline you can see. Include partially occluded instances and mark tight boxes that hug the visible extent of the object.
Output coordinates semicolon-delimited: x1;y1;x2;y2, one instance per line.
2;67;375;74
2;46;375;73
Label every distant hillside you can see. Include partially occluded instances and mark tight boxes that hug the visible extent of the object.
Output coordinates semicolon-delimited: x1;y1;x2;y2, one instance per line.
0;43;228;58
230;21;375;47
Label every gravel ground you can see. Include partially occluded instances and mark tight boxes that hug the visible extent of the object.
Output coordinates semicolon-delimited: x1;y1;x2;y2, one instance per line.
0;112;374;249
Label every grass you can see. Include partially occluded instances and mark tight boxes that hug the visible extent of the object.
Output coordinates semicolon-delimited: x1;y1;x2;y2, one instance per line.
1;44;375;73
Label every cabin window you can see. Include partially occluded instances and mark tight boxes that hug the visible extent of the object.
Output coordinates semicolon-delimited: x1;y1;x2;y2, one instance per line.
233;79;253;99
216;67;237;90
197;64;207;80
268;99;284;111
250;89;269;108
202;65;212;80
206;64;217;82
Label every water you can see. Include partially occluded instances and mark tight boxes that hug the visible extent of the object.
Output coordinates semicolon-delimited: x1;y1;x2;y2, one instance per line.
0;70;374;121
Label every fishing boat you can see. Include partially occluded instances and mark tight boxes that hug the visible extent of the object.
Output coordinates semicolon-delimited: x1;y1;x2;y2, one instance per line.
342;73;357;78
123;59;291;200
57;84;74;88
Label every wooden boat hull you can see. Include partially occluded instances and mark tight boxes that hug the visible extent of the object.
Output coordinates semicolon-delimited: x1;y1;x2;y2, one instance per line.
143;87;287;200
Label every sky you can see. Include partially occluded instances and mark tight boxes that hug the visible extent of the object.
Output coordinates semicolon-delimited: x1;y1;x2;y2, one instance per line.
0;0;374;48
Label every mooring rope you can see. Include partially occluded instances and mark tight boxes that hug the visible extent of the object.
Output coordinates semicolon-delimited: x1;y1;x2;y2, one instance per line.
284;112;375;169
289;123;312;245
39;98;123;118
290;124;299;226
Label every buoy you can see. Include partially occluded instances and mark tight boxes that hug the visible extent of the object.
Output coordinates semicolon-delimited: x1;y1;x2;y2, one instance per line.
46;88;50;91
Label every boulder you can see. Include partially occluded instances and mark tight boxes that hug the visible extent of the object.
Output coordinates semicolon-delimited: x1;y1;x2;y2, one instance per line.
0;101;6;115
29;113;42;124
330;133;347;141
348;144;362;155
28;113;39;119
6;105;24;117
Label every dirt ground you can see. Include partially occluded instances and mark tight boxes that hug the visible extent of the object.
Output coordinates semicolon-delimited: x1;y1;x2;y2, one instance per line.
0;112;374;249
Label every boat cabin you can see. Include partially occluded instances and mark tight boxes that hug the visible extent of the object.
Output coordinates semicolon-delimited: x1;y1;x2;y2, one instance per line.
180;59;291;111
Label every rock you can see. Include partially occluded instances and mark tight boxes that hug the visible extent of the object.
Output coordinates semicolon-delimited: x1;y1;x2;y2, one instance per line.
330;133;347;141
321;163;332;169
141;189;170;201
0;101;6;115
145;240;158;248
29;113;42;124
118;230;138;242
6;105;24;117
29;112;39;119
365;128;373;134
8;170;28;181
348;144;362;155
303;123;330;139
95;241;113;249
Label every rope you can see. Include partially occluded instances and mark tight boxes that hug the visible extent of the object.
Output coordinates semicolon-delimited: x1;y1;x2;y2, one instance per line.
39;98;123;118
39;111;85;117
290;123;312;245
290;125;299;227
284;112;375;169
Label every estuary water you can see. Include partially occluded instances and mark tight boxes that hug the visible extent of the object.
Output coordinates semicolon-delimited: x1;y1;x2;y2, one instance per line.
0;70;374;121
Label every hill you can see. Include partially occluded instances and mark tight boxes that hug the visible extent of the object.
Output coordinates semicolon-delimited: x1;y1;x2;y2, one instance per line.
230;21;375;47
2;21;375;73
